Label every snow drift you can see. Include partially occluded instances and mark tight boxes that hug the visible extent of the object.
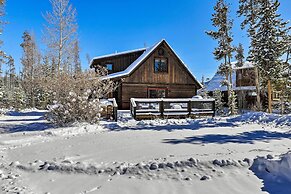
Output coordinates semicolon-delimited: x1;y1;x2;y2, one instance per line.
251;152;291;194
229;112;291;127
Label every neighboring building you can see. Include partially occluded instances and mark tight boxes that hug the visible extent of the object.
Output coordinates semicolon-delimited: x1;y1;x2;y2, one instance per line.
204;62;257;109
90;39;202;109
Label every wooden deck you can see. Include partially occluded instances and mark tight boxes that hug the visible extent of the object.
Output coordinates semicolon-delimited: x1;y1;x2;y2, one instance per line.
130;98;215;120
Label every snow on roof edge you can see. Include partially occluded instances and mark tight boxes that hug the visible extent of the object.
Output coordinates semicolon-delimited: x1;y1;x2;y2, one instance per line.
102;39;164;80
102;39;203;89
231;61;254;69
89;47;147;67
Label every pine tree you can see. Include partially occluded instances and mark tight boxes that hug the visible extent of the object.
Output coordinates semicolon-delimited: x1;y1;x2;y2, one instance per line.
73;40;81;74
213;90;225;115
6;55;15;90
20;31;41;108
251;0;289;113
238;0;262;111
206;0;235;115
229;90;238;115
235;43;244;67
235;44;245;111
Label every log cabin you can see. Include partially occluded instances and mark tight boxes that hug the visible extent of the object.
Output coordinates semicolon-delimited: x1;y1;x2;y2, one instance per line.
90;39;202;109
203;62;259;110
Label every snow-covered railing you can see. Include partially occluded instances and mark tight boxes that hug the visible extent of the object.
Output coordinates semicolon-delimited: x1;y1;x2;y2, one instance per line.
100;98;118;121
130;98;215;120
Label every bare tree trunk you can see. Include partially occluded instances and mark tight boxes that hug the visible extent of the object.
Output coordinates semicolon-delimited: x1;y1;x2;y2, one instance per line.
254;67;261;111
267;79;272;113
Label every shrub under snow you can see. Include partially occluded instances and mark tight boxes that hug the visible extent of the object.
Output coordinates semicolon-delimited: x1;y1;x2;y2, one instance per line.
45;70;117;126
46;90;102;126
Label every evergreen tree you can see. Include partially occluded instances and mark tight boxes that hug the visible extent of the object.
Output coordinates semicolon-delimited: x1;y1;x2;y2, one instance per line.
7;55;15;89
20;31;41;108
206;0;236;115
235;43;244;67
73;40;81;74
238;0;262;111
235;44;245;111
213;90;225;115
229;90;238;115
251;0;290;113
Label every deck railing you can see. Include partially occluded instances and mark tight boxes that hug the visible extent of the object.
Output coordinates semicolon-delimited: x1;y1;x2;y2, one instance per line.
130;98;215;120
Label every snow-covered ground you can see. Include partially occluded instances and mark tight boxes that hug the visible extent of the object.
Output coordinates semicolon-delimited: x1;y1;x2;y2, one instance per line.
0;110;290;194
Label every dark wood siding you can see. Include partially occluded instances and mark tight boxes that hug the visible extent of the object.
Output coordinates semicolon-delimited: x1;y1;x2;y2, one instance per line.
91;50;144;73
236;68;256;87
91;40;200;109
123;42;196;85
121;83;197;109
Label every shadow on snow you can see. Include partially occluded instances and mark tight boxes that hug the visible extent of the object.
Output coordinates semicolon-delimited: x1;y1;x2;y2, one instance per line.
1;111;52;133
0;122;53;133
163;130;291;145
6;111;46;117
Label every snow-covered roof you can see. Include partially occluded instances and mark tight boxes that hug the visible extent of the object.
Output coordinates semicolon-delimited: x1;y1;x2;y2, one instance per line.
203;61;256;92
204;71;256;92
102;39;163;80
95;39;202;88
90;48;146;67
232;61;254;70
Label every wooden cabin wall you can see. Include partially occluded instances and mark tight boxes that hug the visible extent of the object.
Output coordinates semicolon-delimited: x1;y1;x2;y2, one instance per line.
123;42;197;85
120;83;197;109
117;42;199;109
91;51;144;73
236;68;256;87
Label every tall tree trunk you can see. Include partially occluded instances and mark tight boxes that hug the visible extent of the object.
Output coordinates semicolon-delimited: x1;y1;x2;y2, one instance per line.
254;67;261;111
267;79;272;113
228;55;234;115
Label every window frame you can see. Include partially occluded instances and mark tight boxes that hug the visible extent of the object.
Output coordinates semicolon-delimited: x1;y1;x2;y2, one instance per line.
105;63;113;73
147;87;168;98
154;57;168;73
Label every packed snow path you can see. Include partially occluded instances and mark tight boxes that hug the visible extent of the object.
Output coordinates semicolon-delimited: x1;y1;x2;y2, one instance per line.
0;110;290;194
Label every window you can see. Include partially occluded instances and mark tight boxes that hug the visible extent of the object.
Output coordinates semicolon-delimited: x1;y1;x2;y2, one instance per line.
106;63;113;72
148;88;167;98
154;58;168;73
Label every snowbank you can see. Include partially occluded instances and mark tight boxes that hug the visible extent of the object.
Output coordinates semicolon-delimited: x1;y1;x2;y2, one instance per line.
229;112;291;127
251;152;291;183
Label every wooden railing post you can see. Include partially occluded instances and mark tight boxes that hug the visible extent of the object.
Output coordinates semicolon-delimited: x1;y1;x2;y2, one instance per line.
160;100;164;118
134;106;137;119
114;107;118;122
188;100;192;117
212;100;215;117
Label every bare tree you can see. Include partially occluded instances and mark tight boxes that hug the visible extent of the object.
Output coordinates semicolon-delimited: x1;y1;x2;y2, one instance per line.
43;0;78;75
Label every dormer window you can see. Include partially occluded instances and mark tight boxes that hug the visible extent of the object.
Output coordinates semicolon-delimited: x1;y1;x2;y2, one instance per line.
154;58;168;73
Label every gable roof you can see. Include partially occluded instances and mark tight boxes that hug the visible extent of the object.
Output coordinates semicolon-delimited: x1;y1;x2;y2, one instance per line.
91;39;202;88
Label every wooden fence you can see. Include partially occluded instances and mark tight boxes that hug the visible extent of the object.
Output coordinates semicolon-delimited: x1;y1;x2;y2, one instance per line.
130;98;215;120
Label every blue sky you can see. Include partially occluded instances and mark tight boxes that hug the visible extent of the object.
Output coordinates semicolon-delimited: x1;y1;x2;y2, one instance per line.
2;0;291;80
